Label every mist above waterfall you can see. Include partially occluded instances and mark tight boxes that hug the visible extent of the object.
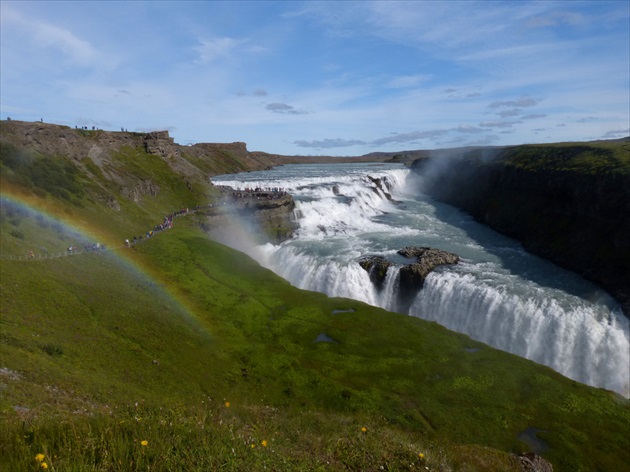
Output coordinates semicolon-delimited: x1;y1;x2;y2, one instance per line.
212;162;629;397
205;202;269;264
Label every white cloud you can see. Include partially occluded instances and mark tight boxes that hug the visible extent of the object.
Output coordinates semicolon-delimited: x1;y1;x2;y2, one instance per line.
371;129;448;146
265;103;307;115
294;138;366;149
479;121;522;128
195;36;247;64
455;125;486;134
601;129;630;138
386;74;431;89
1;1;627;155
489;97;540;109
1;5;98;66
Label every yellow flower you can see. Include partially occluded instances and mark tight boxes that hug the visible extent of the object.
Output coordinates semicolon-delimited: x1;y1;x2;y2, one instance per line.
251;444;256;448
141;440;148;446
35;454;45;462
361;427;367;432
225;401;230;408
40;463;48;470
261;440;268;447
419;453;425;459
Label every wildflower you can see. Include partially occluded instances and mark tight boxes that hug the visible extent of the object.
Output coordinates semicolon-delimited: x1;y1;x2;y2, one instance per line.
419;453;425;459
141;440;148;447
35;454;45;462
41;463;48;470
225;401;230;408
251;444;256;448
261;440;268;447
361;427;367;433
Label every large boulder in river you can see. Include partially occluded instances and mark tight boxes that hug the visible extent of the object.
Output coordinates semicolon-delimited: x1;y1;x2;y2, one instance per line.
397;247;459;307
359;246;459;312
358;256;393;289
367;175;393;200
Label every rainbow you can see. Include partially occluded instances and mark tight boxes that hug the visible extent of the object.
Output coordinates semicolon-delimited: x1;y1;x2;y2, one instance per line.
0;191;211;335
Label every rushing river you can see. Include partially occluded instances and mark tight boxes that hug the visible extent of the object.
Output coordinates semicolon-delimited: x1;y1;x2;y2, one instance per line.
212;162;629;397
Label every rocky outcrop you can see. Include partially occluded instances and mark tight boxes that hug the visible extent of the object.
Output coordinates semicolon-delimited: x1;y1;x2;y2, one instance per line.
397;246;459;292
358;256;393;289
143;131;179;159
513;452;553;472
397;247;459;310
367;175;393;200
206;188;298;244
359;246;459;311
0;120;283;182
121;179;160;203
410;143;630;316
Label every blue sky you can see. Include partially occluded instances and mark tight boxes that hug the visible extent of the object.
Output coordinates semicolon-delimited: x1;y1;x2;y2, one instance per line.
1;1;628;156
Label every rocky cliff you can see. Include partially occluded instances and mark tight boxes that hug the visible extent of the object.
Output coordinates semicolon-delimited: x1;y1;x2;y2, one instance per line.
0;120;282;182
0;120;298;243
410;141;630;316
205;188;298;245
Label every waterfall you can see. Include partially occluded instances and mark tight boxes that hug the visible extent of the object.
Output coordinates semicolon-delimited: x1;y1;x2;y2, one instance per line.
212;163;630;397
411;267;629;396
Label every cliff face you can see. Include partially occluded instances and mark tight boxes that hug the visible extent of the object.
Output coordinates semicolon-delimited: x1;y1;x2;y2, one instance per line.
201;189;297;250
0;120;296;243
0;120;278;182
410;143;630;316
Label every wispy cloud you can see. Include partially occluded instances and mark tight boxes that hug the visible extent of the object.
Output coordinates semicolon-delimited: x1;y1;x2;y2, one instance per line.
195;37;247;64
2;5;99;65
265;103;307;115
498;109;522;118
455;125;486;134
489;97;540;109
479;121;522;128
601;129;630;138
294;138;366;149
525;11;585;29
1;1;627;155
386;74;431;89
371;129;448;146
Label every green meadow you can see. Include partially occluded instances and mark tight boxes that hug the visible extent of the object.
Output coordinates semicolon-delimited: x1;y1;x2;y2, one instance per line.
1;136;629;471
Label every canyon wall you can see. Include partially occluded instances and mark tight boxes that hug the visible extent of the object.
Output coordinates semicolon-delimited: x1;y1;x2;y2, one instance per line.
410;142;630;316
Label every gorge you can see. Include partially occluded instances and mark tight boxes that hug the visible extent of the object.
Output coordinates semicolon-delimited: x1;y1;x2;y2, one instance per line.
2;121;629;470
212;161;629;398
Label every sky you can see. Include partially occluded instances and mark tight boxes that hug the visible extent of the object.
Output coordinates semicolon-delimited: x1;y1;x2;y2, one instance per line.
1;1;629;156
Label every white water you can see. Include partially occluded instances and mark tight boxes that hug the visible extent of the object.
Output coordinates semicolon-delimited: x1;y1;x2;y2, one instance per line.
212;163;630;397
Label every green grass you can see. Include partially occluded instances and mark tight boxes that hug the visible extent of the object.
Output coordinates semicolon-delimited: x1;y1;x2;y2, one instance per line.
1;134;629;471
1;214;628;471
501;141;630;175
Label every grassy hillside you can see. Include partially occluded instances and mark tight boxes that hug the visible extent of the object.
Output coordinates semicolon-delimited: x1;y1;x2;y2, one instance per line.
1;128;629;471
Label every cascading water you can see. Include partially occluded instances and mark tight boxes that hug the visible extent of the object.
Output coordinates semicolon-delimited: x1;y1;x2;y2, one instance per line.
212;162;630;397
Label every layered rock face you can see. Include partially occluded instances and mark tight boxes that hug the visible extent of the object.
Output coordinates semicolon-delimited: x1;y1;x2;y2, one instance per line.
410;144;630;316
205;188;298;244
0;120;281;181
